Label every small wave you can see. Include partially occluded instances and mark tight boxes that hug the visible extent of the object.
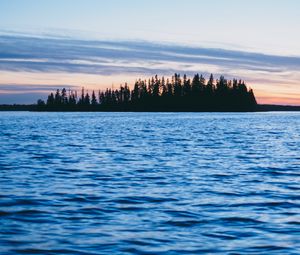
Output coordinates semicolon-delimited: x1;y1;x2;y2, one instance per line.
220;217;263;224
243;245;290;252
0;198;46;207
63;196;91;203
229;201;298;209
164;210;199;218
112;196;176;204
286;221;300;225
165;219;206;227
114;205;146;212
11;248;79;255
203;232;236;240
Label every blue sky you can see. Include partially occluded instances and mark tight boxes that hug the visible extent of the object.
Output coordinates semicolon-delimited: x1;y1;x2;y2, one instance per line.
0;0;300;104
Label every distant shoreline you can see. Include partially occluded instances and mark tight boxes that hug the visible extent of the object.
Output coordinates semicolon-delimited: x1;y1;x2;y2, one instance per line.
1;104;300;112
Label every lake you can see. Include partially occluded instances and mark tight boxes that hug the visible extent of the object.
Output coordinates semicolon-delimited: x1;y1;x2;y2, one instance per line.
1;112;300;254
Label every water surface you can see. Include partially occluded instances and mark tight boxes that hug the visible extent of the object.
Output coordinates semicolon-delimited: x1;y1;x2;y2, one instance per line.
1;112;300;254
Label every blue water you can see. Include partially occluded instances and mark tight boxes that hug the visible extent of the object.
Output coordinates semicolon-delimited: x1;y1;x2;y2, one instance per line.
1;112;300;255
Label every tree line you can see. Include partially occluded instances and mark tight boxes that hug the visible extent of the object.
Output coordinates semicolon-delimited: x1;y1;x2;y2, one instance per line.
37;73;257;111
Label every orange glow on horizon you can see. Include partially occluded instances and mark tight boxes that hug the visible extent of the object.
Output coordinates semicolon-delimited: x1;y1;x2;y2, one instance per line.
1;71;300;106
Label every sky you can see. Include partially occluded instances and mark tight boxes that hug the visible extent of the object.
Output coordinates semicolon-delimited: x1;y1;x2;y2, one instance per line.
0;0;300;104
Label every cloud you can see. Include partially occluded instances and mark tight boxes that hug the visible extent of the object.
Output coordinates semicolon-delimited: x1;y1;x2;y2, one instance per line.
0;83;79;92
0;33;300;77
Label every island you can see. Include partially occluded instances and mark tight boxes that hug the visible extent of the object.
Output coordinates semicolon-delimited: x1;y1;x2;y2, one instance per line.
38;73;257;112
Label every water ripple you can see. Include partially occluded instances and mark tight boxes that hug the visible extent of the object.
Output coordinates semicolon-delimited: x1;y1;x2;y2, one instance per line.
1;112;300;254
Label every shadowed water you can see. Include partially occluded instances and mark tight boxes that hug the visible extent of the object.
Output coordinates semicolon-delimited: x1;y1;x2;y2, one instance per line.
1;112;300;254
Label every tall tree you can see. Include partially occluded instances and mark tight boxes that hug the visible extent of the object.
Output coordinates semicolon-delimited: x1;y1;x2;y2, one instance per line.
91;90;97;105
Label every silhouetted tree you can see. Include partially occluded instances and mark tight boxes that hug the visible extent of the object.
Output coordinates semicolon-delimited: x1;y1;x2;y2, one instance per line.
41;73;257;111
207;74;214;94
91;90;97;105
61;88;68;104
68;92;77;105
37;99;45;106
47;93;55;105
54;89;61;105
84;92;90;105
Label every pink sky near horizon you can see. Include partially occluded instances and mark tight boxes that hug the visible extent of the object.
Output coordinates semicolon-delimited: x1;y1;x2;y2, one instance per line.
1;71;299;106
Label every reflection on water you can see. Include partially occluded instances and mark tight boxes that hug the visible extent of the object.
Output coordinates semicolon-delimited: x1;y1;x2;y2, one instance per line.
1;112;300;254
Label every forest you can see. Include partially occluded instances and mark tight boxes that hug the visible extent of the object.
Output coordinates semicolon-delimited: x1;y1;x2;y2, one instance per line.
37;73;257;111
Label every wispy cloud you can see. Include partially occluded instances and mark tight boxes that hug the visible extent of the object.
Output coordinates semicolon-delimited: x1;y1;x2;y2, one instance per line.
0;83;79;92
0;34;299;76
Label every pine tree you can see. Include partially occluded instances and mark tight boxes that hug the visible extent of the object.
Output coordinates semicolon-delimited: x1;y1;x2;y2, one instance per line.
91;90;97;105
